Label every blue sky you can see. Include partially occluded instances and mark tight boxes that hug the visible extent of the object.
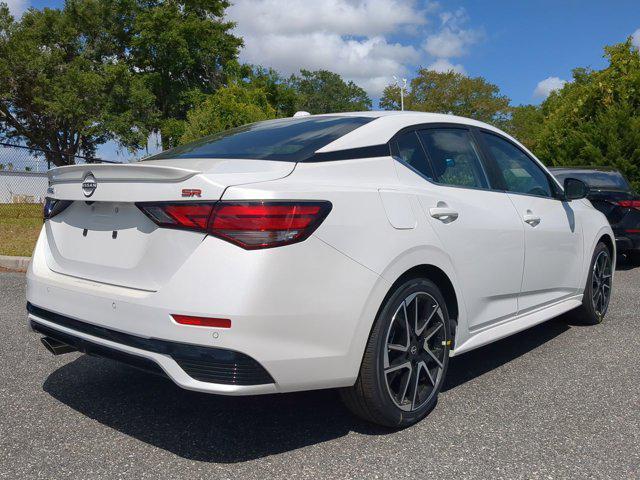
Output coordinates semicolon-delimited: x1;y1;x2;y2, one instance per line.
6;0;640;160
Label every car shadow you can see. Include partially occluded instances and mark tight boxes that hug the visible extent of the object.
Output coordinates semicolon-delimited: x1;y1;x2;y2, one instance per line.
443;316;570;391
43;315;574;463
43;356;386;463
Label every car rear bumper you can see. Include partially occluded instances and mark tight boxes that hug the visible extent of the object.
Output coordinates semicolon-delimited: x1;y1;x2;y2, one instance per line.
26;228;387;394
614;232;640;252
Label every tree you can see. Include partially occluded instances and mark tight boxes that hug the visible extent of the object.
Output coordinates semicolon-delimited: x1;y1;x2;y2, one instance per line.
380;69;511;125
180;83;275;144
504;105;544;152
534;40;640;190
288;69;372;114
0;3;156;166
63;0;242;149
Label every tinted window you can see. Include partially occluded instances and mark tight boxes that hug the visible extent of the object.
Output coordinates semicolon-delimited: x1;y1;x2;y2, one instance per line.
552;170;631;191
482;132;552;197
418;129;488;189
148;116;373;162
393;131;433;179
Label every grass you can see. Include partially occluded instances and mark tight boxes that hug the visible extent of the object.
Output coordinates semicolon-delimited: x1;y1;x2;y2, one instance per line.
0;204;42;257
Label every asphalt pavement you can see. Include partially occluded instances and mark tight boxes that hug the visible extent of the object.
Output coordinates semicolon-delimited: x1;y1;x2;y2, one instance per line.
1;263;639;479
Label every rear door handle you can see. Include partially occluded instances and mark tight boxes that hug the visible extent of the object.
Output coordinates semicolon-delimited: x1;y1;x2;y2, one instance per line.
523;211;541;227
429;207;459;223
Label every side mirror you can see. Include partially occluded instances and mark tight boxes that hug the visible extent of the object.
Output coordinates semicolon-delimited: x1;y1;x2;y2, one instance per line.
564;177;590;201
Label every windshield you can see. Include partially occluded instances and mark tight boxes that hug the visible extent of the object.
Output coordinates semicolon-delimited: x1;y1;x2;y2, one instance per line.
147;116;373;162
552;170;631;191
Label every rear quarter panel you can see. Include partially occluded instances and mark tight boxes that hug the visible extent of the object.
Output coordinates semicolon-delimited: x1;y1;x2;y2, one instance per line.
222;156;468;369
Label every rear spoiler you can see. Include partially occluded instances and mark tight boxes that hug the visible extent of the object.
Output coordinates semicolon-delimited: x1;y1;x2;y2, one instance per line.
49;163;198;184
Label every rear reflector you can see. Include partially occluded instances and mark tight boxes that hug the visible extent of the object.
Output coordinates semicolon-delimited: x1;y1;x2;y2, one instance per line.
172;314;231;328
625;229;640;234
137;201;332;249
617;200;640;210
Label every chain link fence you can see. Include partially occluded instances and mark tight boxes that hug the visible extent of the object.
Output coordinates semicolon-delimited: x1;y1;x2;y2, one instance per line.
0;142;116;217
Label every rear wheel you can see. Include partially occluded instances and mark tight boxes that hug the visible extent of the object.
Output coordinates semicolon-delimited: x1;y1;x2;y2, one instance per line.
574;242;613;325
340;278;451;428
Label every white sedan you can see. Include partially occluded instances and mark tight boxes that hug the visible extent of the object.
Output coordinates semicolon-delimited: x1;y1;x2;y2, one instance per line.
27;111;614;427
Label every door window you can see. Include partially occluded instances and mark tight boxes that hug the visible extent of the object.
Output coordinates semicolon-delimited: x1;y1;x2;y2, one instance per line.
391;131;434;180
481;132;553;198
418;129;489;189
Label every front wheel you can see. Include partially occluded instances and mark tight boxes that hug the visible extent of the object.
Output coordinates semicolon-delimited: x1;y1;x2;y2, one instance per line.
575;242;613;325
340;278;451;428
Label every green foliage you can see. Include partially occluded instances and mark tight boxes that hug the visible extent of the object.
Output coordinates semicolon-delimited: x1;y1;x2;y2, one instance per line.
534;40;640;190
180;83;275;143
63;0;242;149
504;105;544;151
0;0;242;162
380;69;511;125
288;69;372;114
0;2;157;165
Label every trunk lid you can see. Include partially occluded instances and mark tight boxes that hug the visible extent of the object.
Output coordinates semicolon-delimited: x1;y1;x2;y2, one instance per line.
45;159;295;290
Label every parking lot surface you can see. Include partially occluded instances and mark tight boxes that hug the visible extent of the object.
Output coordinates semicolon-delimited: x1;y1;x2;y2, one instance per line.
1;265;639;479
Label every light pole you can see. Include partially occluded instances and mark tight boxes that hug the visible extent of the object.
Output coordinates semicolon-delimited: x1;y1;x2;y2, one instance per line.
393;75;408;111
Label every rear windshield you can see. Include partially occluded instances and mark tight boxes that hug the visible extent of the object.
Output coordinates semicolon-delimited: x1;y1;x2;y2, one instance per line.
551;170;631;191
148;116;373;162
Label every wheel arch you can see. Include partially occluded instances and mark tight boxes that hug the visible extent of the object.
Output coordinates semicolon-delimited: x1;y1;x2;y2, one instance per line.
390;264;460;324
581;225;616;288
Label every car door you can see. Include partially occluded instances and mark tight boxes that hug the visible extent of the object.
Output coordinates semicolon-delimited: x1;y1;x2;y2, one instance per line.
477;130;583;313
392;126;525;331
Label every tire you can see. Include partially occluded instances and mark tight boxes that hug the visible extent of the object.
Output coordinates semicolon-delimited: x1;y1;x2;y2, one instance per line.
340;277;451;428
574;242;613;325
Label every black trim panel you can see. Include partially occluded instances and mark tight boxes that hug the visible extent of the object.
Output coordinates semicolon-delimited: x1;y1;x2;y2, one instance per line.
306;144;390;162
31;320;168;377
27;303;275;386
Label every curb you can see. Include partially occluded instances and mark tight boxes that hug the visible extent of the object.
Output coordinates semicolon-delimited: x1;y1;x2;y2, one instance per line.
0;255;30;272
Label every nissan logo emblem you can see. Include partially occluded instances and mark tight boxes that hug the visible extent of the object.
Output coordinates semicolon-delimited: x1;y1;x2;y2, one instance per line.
82;172;97;198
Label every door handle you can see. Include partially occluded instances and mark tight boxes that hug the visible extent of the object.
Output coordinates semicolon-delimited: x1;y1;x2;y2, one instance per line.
430;207;459;223
523;211;541;227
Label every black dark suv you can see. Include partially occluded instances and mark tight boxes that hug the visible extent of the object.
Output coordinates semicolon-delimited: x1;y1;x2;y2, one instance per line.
550;167;640;263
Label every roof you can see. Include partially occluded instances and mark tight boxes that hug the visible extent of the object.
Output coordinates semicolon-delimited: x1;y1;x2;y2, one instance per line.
317;110;520;153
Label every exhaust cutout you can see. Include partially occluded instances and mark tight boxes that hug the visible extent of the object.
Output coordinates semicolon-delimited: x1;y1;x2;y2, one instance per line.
41;337;77;356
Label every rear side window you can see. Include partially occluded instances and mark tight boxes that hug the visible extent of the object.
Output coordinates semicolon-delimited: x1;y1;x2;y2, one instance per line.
418;129;488;189
148;116;373;162
392;131;434;180
481;132;552;197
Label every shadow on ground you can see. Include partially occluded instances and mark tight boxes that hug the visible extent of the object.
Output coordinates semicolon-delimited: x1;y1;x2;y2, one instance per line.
44;314;574;463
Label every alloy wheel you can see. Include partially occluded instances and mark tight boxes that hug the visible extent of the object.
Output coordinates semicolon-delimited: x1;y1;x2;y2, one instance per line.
383;292;447;412
591;250;612;317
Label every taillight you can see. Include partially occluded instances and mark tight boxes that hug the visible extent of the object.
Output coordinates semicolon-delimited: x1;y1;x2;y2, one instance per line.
172;314;231;328
137;201;332;249
617;200;640;210
138;203;214;231
43;198;72;220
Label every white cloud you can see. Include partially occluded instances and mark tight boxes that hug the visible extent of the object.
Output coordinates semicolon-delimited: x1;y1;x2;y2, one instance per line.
427;58;466;74
632;28;640;49
424;28;479;58
5;0;28;17
423;8;481;58
228;0;426;96
533;76;567;99
228;0;428;37
227;0;483;97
